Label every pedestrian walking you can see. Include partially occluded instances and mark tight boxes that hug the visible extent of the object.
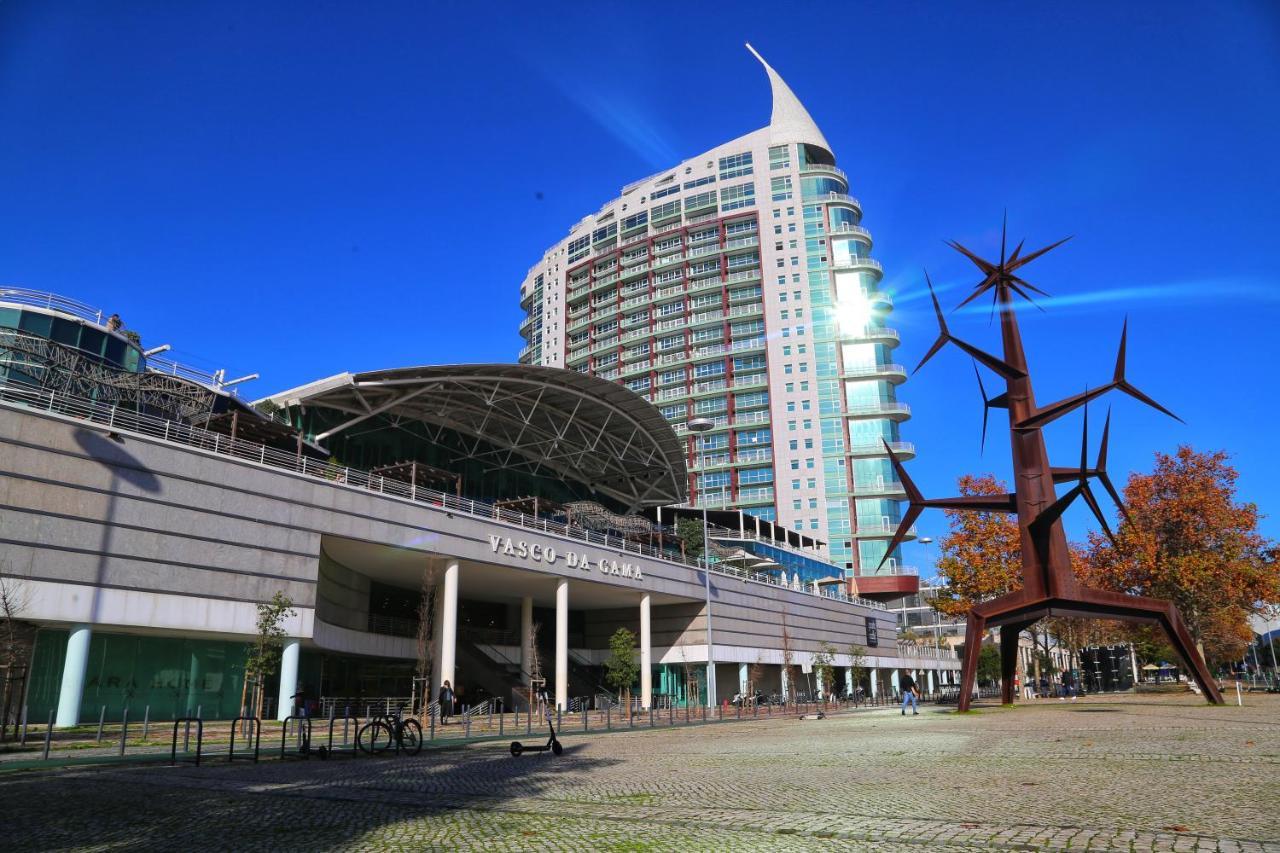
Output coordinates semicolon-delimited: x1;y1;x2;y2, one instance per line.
438;680;455;725
900;673;920;716
1060;670;1077;702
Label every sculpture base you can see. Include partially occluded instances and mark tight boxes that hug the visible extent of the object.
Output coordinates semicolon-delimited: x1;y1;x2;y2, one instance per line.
956;586;1224;711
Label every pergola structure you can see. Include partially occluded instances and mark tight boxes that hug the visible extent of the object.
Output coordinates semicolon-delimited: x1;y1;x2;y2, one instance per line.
261;364;688;510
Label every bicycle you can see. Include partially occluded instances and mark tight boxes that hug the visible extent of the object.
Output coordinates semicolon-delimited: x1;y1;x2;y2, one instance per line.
357;707;423;756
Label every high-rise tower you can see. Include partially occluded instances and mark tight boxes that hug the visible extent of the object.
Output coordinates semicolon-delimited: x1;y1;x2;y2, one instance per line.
518;46;916;594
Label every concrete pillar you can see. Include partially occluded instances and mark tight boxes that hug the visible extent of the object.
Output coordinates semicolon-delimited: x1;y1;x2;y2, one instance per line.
780;664;790;700
55;624;92;728
185;651;201;715
276;639;300;721
870;668;879;698
520;595;534;677
438;560;459;691
891;669;900;695
640;593;652;709
927;670;935;693
739;662;749;694
555;578;568;711
845;666;854;697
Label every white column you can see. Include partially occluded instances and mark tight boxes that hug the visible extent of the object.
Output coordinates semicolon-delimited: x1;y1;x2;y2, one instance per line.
438;560;459;690
276;638;300;721
927;670;935;693
640;593;652;710
870;668;879;698
555;577;569;711
739;662;748;694
845;666;854;696
780;664;790;700
520;595;534;677
55;624;92;728
891;670;900;695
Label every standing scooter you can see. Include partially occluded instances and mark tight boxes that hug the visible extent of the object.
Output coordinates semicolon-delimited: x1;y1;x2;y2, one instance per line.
510;708;563;757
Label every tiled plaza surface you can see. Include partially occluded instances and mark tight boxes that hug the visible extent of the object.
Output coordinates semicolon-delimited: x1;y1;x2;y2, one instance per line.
1;692;1276;851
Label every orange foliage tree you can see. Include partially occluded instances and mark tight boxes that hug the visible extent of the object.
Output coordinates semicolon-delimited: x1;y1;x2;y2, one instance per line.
932;474;1022;619
1080;446;1278;665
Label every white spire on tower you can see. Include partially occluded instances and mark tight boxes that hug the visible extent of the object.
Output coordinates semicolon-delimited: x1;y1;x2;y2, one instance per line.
745;43;832;153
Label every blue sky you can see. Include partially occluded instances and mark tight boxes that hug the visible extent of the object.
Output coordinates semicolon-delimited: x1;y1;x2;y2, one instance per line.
2;2;1278;559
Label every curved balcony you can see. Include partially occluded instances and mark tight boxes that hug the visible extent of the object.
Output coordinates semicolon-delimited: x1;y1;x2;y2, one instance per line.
829;224;873;245
851;479;908;498
830;256;883;276
845;401;912;421
853;522;917;540
819;191;862;212
800;163;848;182
845;325;900;346
843;363;907;384
846;440;915;460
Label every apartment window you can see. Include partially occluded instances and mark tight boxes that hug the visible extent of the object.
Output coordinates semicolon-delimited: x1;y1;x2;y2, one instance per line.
785;382;794;393
780;310;790;320
651;185;680;200
784;363;793;374
809;498;818;509
651;200;680;220
684;190;717;211
787;419;797;431
805;438;814;449
793;499;802;510
791;460;800;470
800;381;809;391
788;439;798;450
807;478;816;489
693;361;726;378
791;479;801;490
718;151;754;180
775;258;785;268
799;362;809;373
782;345;792;356
806;458;815;469
771;176;793;202
683;175;716;190
769;144;790;170
774;225;783;235
720;182;755;211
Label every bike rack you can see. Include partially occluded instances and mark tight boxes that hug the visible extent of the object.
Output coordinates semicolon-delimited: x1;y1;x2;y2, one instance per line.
169;718;204;766
228;716;261;763
279;715;315;760
326;714;362;757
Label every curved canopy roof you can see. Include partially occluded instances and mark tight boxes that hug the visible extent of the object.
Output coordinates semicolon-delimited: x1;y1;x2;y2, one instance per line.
262;364;688;510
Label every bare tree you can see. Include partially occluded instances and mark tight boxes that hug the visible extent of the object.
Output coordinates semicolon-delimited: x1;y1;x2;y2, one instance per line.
414;564;442;714
0;573;32;740
780;610;796;707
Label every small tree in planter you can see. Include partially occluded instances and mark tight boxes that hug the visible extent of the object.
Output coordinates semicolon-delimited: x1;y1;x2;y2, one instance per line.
242;591;295;720
604;627;639;709
811;641;838;703
847;643;868;703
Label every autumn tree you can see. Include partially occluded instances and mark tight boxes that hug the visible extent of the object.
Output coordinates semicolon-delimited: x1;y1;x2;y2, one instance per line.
1080;447;1278;666
604;627;639;705
932;474;1022;618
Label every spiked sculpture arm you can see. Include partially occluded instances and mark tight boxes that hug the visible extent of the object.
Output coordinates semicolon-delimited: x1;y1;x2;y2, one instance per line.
915;272;1026;380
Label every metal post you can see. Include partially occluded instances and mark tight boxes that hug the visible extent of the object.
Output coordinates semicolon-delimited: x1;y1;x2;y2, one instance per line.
20;706;28;745
430;707;436;741
118;707;129;756
649;703;654;727
556;707;562;732
465;709;471;739
499;710;504;737
142;706;150;740
42;711;52;760
197;704;202;721
606;703;611;730
669;701;674;727
96;705;106;743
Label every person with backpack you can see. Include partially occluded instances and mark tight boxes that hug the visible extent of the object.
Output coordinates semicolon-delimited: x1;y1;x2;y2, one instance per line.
900;672;920;716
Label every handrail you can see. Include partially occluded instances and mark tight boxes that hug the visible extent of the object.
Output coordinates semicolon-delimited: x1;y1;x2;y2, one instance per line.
0;382;886;612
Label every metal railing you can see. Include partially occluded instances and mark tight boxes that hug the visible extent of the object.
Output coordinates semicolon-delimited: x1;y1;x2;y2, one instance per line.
1;383;887;613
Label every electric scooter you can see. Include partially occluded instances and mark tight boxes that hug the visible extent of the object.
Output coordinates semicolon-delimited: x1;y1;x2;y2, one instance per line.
510;709;563;757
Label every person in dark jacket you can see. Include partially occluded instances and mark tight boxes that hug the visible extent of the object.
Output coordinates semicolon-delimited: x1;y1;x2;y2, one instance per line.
438;680;455;725
900;673;920;716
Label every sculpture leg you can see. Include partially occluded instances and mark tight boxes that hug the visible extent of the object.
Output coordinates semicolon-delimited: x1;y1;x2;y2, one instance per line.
1000;624;1021;706
1157;608;1224;705
957;612;986;712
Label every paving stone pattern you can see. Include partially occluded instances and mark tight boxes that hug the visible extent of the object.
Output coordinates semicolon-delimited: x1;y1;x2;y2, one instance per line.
2;693;1276;851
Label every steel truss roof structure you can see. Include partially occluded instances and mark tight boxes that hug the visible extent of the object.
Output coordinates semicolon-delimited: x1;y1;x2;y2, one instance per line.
264;364;688;510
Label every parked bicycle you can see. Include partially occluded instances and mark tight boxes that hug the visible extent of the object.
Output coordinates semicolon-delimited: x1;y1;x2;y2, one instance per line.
357;707;423;756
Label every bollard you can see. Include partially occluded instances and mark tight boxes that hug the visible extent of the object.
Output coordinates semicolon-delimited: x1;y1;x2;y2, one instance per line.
465;711;471;739
197;705;202;721
488;703;493;730
684;702;689;725
669;702;674;727
343;714;350;746
702;704;706;723
429;708;436;741
119;708;129;756
649;704;654;727
499;710;504;737
526;706;532;736
557;707;562;732
366;704;372;719
20;706;28;745
42;710;53;760
754;700;758;718
736;703;741;720
583;706;588;732
606;703;611;730
184;719;192;752
143;706;150;740
96;705;106;743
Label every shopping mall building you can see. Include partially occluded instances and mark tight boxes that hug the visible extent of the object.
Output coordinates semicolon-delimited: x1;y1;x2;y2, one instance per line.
0;288;957;728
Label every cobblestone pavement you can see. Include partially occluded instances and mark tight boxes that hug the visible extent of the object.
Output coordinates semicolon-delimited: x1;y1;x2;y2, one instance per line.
2;693;1276;851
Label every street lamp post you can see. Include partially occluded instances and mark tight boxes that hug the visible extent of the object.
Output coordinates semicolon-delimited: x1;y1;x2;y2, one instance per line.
919;536;940;654
688;417;716;709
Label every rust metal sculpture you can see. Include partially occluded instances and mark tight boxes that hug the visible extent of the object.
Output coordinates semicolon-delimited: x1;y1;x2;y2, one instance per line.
881;221;1224;710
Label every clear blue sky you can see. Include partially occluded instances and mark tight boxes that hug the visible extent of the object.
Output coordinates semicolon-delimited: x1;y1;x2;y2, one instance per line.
3;2;1278;558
